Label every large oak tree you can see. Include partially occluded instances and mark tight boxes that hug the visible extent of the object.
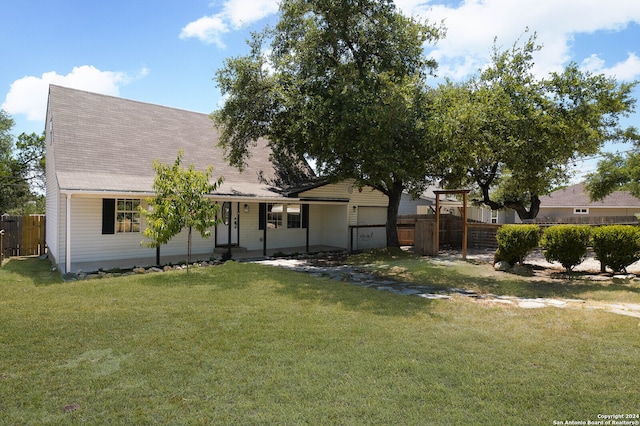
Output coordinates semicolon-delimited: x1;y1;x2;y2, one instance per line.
212;0;445;247
433;34;638;220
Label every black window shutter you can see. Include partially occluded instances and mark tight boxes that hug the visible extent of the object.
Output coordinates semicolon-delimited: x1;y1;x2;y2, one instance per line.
302;204;309;228
258;203;266;230
102;198;115;234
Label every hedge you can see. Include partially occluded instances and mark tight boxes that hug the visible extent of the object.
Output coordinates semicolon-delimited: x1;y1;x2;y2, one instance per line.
539;225;591;271
591;225;640;273
495;224;540;265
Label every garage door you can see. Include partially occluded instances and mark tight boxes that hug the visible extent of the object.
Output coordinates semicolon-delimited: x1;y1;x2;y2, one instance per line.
354;206;387;250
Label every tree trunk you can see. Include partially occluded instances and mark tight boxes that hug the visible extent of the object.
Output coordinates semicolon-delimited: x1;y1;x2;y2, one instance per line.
507;194;541;221
385;181;404;248
187;226;192;269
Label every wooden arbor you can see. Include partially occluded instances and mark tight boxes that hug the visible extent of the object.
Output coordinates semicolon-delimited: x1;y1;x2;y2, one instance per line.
433;189;471;260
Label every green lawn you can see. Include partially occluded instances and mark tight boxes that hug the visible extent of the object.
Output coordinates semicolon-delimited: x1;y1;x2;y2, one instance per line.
1;255;638;425
348;248;640;303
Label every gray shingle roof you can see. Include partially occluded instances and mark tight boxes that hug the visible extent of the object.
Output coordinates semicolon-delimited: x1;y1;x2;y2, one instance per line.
539;183;640;208
47;85;306;198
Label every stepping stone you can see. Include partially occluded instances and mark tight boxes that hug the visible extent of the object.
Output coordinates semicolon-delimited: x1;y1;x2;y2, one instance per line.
418;293;452;300
488;299;515;305
607;309;640;318
395;288;422;295
542;299;567;307
518;300;547;309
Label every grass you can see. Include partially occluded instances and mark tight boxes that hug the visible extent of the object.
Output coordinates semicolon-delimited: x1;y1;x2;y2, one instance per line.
348;247;640;303
1;255;639;425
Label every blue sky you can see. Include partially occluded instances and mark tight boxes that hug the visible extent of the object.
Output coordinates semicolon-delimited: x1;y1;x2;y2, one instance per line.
2;0;640;180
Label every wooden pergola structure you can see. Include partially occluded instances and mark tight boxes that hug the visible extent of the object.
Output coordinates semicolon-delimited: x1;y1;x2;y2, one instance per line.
433;189;472;260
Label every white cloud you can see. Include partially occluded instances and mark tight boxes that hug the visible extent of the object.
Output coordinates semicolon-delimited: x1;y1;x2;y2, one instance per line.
179;15;229;48
1;65;149;122
398;0;640;81
180;0;279;46
582;53;640;81
181;0;640;81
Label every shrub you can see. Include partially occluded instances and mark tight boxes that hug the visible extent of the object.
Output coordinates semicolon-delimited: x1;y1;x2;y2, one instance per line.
495;224;540;265
539;225;591;271
591;225;640;273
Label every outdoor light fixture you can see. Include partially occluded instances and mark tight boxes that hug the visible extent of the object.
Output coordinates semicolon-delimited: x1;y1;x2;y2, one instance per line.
244;204;249;213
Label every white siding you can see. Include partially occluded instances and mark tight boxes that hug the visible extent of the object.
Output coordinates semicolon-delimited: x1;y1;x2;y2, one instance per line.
353;206;387;250
310;204;348;248
235;202;340;250
67;197;218;265
300;181;388;250
45;115;61;269
301;181;388;208
236;202;262;250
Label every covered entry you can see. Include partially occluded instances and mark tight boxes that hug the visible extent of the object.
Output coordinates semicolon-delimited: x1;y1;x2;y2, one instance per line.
216;201;239;247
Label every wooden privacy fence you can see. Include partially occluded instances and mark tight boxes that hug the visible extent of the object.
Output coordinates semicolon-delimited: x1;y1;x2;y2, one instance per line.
1;215;46;260
533;215;639;225
399;214;500;253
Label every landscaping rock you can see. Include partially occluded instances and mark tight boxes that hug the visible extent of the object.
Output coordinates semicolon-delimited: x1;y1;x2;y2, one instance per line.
133;267;146;274
494;261;510;271
510;264;532;276
613;274;635;281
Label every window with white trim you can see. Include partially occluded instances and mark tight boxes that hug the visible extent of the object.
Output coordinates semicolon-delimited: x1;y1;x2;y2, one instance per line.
573;208;589;215
267;203;283;228
116;199;141;232
287;204;302;228
490;210;498;224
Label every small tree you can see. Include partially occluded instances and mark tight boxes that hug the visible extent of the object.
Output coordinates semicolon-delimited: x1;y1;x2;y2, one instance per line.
141;150;224;267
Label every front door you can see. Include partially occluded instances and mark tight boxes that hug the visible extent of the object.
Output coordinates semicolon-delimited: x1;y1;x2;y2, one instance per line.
216;202;239;246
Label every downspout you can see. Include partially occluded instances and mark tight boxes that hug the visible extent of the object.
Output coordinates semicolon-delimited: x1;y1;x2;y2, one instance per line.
63;191;73;274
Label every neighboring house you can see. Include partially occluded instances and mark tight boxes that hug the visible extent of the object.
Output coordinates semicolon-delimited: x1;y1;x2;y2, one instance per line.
398;192;433;216
45;85;388;273
537;182;640;223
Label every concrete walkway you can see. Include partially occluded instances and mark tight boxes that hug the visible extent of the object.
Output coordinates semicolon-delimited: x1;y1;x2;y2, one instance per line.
254;255;640;319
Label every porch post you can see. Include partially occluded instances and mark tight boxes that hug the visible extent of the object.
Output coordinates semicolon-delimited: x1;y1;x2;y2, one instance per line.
65;193;71;273
462;191;468;260
435;193;440;256
263;204;267;256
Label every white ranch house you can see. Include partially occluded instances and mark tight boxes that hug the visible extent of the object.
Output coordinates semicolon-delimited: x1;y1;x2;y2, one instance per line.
45;85;389;274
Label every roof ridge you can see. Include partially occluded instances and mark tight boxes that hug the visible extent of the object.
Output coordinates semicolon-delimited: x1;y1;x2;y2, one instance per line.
49;84;210;118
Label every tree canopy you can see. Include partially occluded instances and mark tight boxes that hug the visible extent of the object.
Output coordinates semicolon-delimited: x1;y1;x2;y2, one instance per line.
141;150;224;265
585;142;640;200
213;0;445;247
433;34;638;220
0;110;44;214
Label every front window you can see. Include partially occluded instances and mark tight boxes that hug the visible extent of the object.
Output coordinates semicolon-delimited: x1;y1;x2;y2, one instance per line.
267;203;283;228
116;199;141;232
287;204;301;228
490;210;498;224
574;208;589;215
